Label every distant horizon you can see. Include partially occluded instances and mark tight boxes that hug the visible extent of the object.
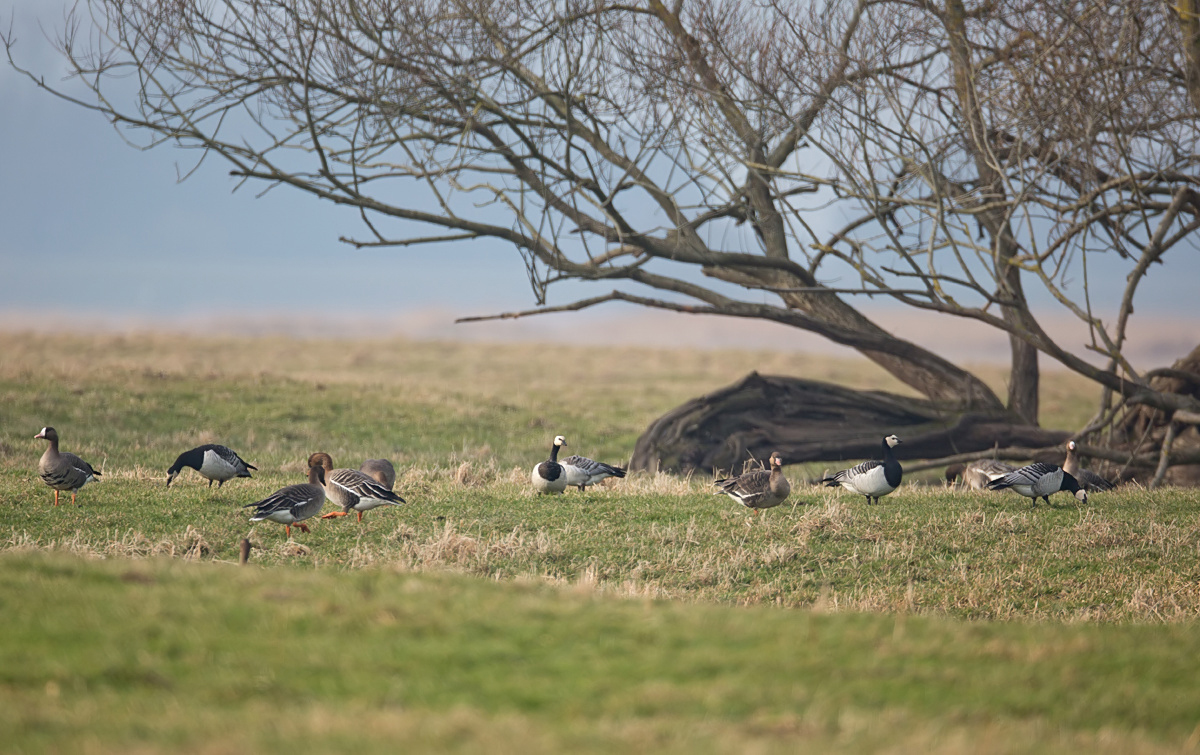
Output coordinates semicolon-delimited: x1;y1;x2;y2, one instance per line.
2;305;1195;371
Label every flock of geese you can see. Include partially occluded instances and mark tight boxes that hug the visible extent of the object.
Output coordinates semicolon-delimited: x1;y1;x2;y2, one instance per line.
33;425;1117;539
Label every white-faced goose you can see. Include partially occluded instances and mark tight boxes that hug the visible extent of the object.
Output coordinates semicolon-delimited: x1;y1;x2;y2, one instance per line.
714;452;791;513
560;453;626;491
531;435;568;494
359;458;397;490
245;462;327;538
166;444;256;488
822;434;903;504
1063;441;1115;492
307;453;406;523
34;427;101;506
960;459;1017;491
985;462;1087;506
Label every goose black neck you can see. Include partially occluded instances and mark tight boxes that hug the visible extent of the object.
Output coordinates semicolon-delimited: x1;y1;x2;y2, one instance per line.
1060;471;1081;493
550;443;561;462
881;438;894;462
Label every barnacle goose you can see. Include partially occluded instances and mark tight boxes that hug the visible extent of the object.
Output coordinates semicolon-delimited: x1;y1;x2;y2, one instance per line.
985;462;1087;506
166;444;256;489
822;435;903;504
531;435;568;494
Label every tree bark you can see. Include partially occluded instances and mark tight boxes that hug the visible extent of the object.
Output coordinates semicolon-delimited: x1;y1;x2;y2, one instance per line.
629;372;1068;474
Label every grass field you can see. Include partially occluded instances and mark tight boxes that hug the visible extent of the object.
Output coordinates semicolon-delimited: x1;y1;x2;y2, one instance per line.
2;331;1199;752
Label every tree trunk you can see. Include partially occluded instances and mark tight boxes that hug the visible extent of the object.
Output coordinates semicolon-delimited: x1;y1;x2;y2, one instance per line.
630;372;1068;474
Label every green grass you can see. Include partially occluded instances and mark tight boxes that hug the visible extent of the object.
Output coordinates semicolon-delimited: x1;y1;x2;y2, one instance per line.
1;331;1198;751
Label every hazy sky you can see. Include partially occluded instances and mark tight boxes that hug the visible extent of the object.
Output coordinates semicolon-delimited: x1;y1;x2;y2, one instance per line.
2;0;1197;365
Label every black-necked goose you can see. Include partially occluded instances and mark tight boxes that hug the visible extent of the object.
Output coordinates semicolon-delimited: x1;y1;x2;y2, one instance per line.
714;452;791;513
531;435;568;494
822;434;903;504
34;427;101;506
560;453;626;491
1063;441;1115;492
166;444;256;489
307;452;406;522
245;462;327;538
985;462;1087;506
359;458;397;490
961;459;1017;491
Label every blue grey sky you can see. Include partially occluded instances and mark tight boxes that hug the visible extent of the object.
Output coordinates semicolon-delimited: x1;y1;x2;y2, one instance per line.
2;0;1197;365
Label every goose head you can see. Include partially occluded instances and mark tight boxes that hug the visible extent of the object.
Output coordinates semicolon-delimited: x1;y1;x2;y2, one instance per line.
1067;440;1078;452
769;452;784;468
884;434;901;448
34;427;58;442
307;452;334;473
553;435;567;448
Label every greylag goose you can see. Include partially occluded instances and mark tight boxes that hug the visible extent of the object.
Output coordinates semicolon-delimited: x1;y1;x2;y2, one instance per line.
822;435;903;504
1063;441;1115;492
166;444;256;488
307;453;406;523
985;462;1087;506
714;452;791;513
359;458;397;490
34;427;101;506
531;435;568;494
560;453;626;491
245;462;327;538
960;459;1017;491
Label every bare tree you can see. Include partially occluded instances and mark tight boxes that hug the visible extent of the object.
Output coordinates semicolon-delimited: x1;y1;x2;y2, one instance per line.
7;0;1199;472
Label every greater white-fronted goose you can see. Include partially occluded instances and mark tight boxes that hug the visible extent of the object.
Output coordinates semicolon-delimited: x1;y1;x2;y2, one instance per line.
308;452;406;522
985;462;1087;506
359;458;397;490
560;453;626;491
822;434;903;504
960;459;1017;491
531;435;568;494
245;462;327;538
34;427;101;506
1063;441;1115;492
714;452;791;513
166;444;256;488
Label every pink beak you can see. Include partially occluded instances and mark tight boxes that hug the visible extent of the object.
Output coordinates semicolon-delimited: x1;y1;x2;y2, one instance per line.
33;431;45;439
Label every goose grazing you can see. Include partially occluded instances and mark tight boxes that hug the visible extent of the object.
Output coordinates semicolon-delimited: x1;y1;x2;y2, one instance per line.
560;453;626;491
166;444;256;488
245;462;327;538
1063;441;1115;492
34;427;101;506
307;453;406;523
960;459;1017;491
531;435;568;494
359;458;397;490
985;462;1087;506
822;434;903;504
714;452;791;513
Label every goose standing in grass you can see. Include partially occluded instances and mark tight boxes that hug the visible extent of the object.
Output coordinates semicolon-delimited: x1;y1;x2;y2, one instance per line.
822;434;903;504
985;462;1087;507
34;427;101;506
957;459;1017;491
307;453;406;523
245;462;327;538
560;453;626;491
166;444;256;489
714;452;791;514
531;435;568;494
1063;441;1115;492
359;458;397;490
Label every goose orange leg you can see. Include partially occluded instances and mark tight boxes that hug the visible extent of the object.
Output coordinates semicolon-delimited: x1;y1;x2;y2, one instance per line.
357;511;363;523
295;523;310;533
53;490;60;507
321;511;349;519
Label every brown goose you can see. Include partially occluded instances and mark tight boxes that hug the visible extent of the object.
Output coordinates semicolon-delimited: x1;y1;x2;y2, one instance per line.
308;452;406;522
960;459;1017;491
1063;440;1115;492
714;452;791;513
245;462;327;538
359;458;397;490
34;427;101;506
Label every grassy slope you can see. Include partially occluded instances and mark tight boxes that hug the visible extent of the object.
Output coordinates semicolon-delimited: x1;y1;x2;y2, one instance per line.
1;332;1198;751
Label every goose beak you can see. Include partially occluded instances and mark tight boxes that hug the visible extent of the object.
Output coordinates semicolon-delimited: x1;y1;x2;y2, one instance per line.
33;430;45;439
166;473;177;488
